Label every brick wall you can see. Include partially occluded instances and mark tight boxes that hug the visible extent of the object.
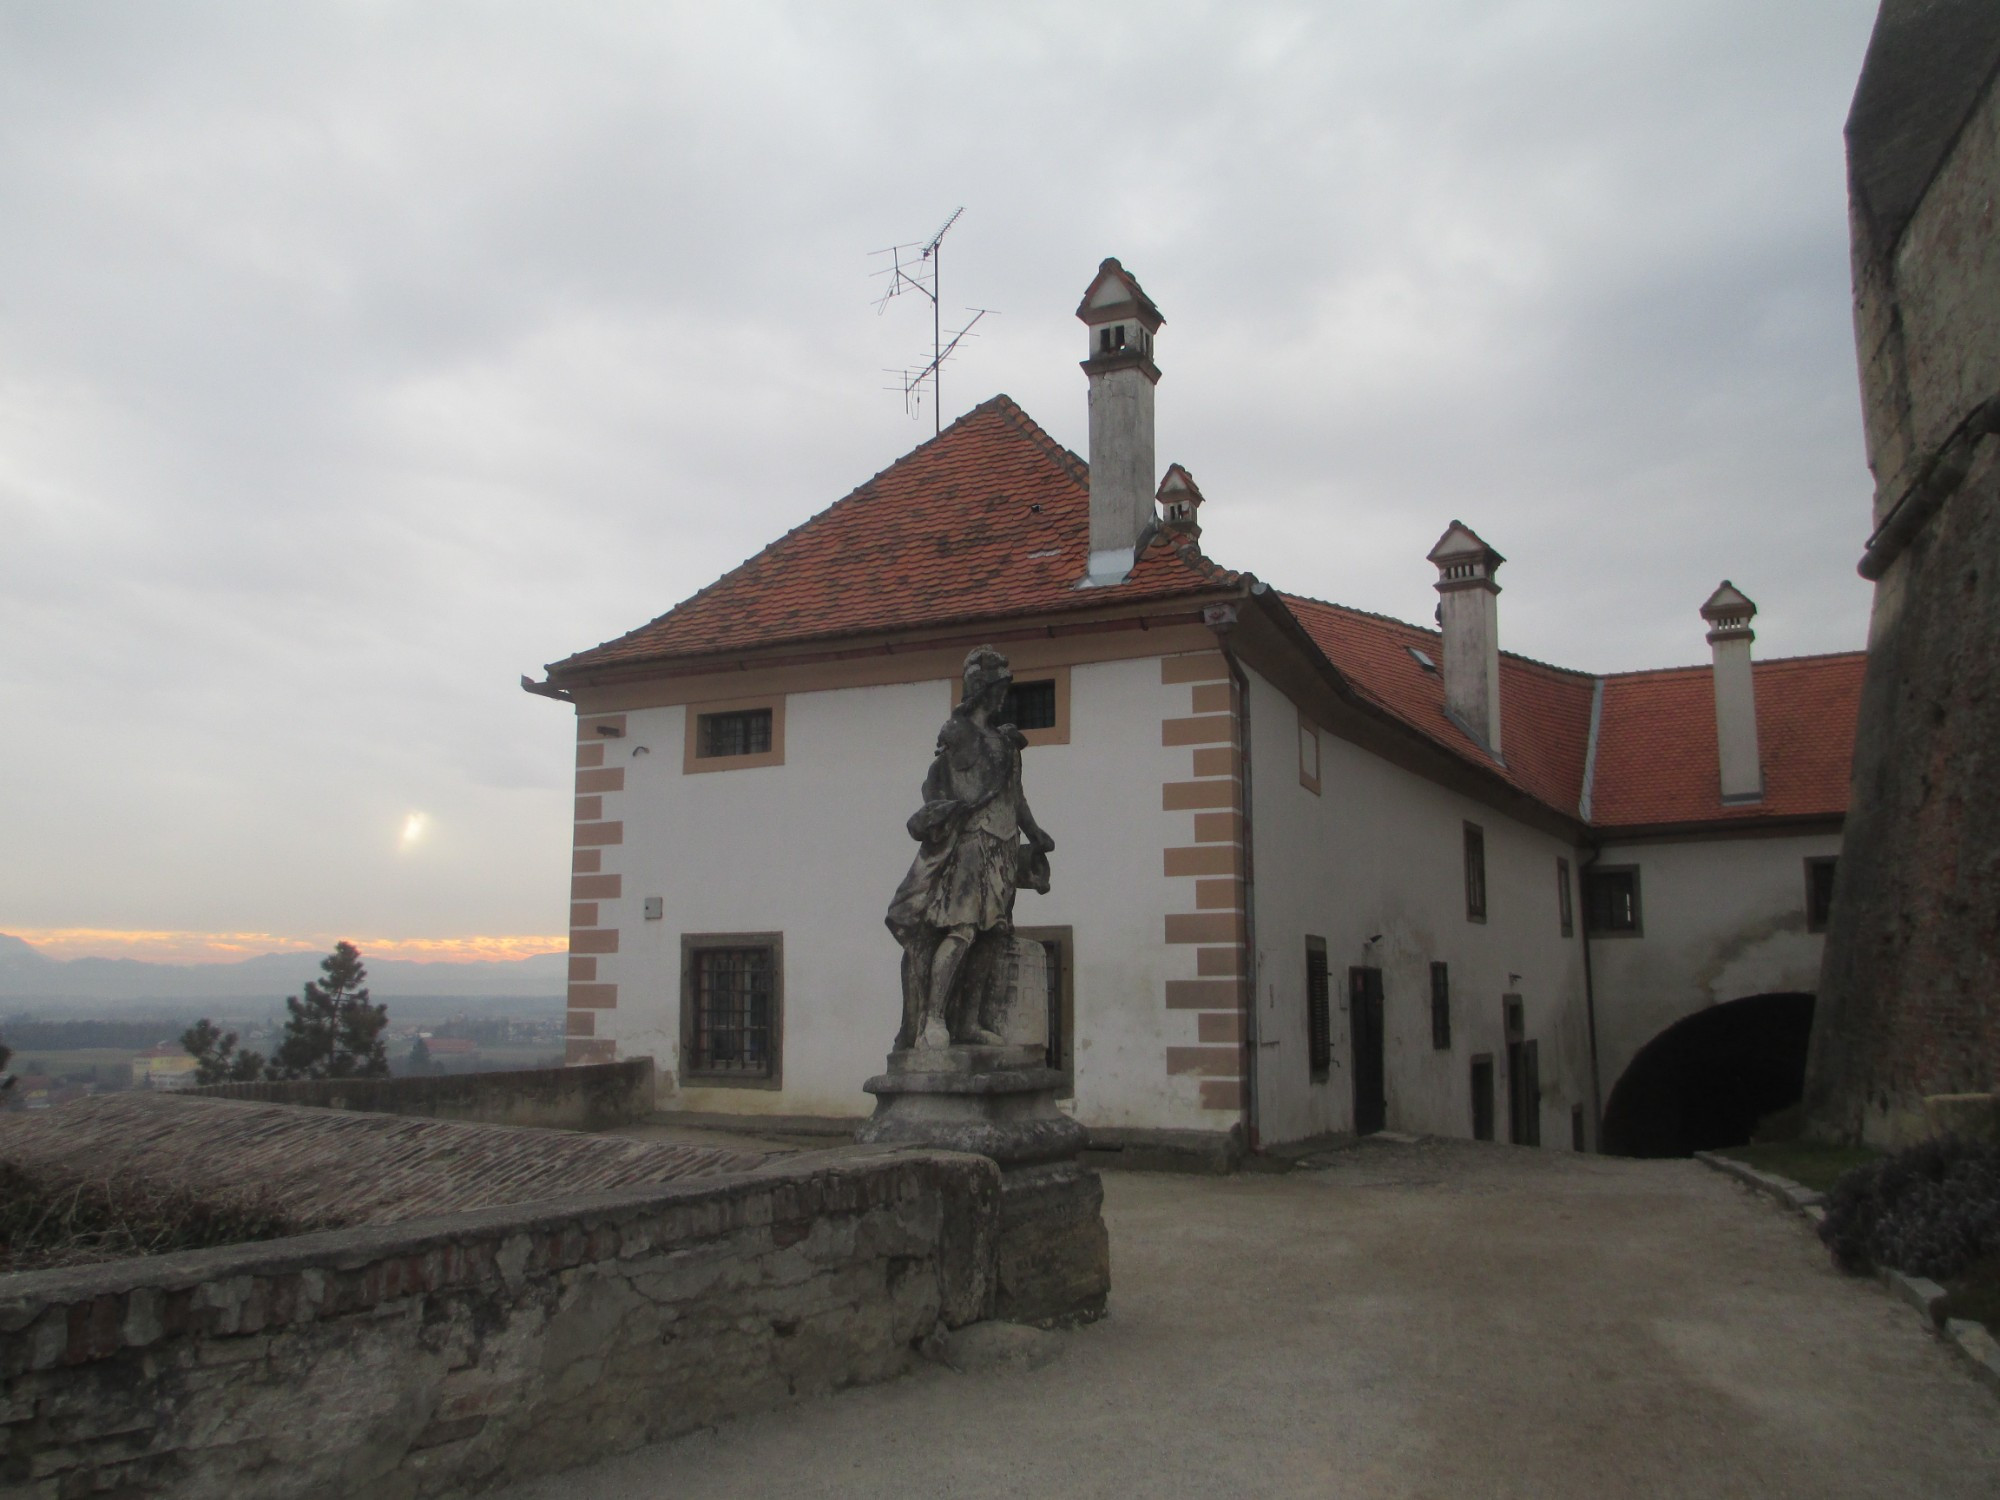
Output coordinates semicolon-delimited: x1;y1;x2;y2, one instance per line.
0;1149;999;1498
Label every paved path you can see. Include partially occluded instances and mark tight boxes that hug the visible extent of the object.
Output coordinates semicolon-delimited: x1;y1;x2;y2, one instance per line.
496;1138;2000;1499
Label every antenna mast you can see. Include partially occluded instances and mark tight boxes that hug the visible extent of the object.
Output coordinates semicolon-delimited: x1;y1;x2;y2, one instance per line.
871;208;992;435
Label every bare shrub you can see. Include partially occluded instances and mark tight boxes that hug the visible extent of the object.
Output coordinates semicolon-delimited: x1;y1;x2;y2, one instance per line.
1818;1135;2000;1281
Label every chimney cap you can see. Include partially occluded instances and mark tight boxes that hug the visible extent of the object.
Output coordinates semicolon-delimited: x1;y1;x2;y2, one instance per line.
1076;257;1165;332
1426;520;1505;569
1157;464;1205;538
1700;580;1758;641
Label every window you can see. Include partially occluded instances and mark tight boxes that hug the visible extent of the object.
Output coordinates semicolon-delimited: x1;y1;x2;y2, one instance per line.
1430;961;1451;1050
702;709;770;757
1805;857;1838;933
943;666;1069;746
1557;857;1574;938
1571;1104;1587;1152
1463;823;1487;923
684;695;786;773
1305;938;1331;1080
1004;679;1058;731
680;934;782;1087
1298;713;1321;795
1583;867;1642;936
1470;1056;1495;1141
1016;925;1074;1096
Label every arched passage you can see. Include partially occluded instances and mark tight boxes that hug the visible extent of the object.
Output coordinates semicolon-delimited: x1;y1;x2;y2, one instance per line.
1602;993;1816;1158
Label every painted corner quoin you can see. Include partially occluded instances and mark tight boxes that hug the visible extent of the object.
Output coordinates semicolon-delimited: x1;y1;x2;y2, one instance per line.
1160;650;1249;1114
569;712;626;1064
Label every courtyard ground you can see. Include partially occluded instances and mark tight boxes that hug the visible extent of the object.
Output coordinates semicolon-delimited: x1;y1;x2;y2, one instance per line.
495;1137;2000;1499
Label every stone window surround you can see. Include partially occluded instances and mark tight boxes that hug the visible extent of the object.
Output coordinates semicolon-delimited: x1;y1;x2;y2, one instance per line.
678;932;784;1090
1463;821;1488;924
1583;865;1644;939
683;695;787;774
1297;711;1321;795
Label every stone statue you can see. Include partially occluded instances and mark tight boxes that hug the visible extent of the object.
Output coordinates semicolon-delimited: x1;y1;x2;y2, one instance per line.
885;646;1056;1050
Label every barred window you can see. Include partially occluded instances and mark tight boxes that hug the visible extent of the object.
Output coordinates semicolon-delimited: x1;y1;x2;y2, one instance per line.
1463;823;1487;923
1004;679;1058;731
1584;868;1641;936
681;937;781;1085
1430;961;1451;1050
700;709;772;758
1306;938;1331;1080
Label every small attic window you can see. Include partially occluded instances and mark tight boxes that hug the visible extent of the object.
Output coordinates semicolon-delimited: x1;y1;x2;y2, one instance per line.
1407;647;1438;673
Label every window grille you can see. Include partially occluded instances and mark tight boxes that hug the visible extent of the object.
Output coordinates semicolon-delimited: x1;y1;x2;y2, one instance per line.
688;945;775;1078
699;709;772;758
1463;823;1487;922
1583;868;1641;935
1306;941;1331;1079
1430;961;1451;1050
1004;679;1058;732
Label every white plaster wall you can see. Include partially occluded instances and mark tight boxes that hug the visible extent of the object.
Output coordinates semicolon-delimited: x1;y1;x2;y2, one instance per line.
1590;830;1838;1096
1241;667;1594;1149
595;656;1210;1131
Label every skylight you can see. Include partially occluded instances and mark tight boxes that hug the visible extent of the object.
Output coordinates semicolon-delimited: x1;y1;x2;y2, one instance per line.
1408;647;1438;673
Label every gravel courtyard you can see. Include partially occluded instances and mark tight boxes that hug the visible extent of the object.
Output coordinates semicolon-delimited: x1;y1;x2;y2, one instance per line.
496;1138;2000;1499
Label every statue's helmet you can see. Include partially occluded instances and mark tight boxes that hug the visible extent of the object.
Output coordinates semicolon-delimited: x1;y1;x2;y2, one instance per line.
959;646;1012;707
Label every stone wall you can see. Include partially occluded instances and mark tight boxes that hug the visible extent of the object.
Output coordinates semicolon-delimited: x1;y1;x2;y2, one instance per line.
186;1057;656;1132
0;1148;999;1498
1804;1;2000;1143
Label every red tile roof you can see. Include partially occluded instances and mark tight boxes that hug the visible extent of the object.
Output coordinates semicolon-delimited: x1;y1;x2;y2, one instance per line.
547;393;1863;832
1588;654;1865;830
549;396;1237;675
1281;596;1597;816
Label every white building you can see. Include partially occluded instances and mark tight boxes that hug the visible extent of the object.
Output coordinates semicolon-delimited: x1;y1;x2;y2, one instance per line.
529;260;1861;1159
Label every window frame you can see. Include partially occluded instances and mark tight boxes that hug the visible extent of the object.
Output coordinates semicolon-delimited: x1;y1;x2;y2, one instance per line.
1805;856;1838;934
1583;866;1643;938
1429;960;1452;1051
1557;856;1574;938
942;665;1070;747
678;932;784;1089
1305;936;1331;1081
1014;925;1075;1098
683;695;787;774
1463;822;1487;923
1297;712;1322;796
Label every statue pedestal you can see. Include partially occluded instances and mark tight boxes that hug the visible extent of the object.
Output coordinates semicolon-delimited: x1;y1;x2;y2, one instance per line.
859;1044;1109;1327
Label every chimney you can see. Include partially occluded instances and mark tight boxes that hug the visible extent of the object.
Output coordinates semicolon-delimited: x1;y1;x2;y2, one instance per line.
1157;464;1204;540
1428;522;1505;756
1077;258;1164;584
1701;581;1763;803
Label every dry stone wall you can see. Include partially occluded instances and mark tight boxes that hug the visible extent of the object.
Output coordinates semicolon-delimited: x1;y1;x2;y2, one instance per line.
0;1148;999;1499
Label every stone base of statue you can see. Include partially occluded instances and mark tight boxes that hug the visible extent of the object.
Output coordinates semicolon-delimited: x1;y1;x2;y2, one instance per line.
858;940;1109;1327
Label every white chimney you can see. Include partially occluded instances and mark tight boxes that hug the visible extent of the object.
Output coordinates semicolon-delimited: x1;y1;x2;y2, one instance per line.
1701;581;1763;803
1077;258;1163;584
1428;521;1505;756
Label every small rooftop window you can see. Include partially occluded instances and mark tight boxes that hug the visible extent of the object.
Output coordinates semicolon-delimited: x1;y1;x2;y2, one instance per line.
1407;647;1438;673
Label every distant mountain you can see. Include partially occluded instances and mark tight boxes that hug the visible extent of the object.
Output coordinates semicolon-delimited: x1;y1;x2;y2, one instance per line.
0;934;566;1003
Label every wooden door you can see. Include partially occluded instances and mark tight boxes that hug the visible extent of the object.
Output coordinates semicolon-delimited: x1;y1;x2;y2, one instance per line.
1348;966;1386;1135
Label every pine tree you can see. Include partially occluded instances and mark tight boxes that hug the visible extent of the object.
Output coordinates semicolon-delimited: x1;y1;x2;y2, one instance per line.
270;942;390;1080
0;1030;13;1096
180;1019;267;1084
406;1035;436;1075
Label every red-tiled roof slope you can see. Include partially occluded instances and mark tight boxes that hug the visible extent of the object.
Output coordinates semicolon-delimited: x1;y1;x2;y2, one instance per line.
1279;596;1597;815
549;396;1236;675
1589;653;1865;829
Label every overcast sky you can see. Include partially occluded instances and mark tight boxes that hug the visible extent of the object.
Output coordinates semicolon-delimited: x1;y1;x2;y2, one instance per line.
0;1;1883;962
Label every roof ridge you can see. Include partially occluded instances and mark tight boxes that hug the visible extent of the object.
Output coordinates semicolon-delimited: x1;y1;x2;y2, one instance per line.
1601;649;1868;683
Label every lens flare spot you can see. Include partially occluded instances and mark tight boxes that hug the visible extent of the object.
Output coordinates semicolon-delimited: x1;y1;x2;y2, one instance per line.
399;812;429;851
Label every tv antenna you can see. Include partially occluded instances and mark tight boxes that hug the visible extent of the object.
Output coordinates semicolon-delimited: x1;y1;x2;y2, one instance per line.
871;207;993;434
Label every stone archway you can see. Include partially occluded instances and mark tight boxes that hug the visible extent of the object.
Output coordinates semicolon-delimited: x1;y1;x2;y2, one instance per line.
1602;993;1816;1158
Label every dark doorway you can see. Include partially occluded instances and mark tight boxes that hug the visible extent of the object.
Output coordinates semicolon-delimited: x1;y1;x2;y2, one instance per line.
1503;995;1539;1147
1601;992;1816;1157
1348;966;1385;1135
1470;1056;1495;1141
